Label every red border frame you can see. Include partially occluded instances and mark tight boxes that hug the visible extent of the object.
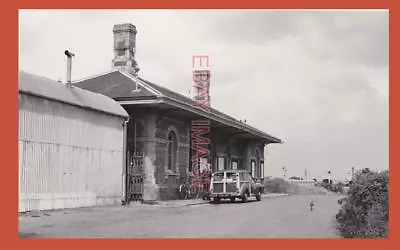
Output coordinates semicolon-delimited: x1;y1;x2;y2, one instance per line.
1;1;397;249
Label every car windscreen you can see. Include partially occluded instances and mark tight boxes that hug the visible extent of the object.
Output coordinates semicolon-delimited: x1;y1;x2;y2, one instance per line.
212;173;224;182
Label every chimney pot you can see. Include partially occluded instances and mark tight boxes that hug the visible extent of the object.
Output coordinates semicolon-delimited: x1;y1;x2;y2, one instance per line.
112;23;139;76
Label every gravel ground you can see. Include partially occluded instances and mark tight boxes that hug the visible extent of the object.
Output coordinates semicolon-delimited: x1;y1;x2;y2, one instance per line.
19;193;345;238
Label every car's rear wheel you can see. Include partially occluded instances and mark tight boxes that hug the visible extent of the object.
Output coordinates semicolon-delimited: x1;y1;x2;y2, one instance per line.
214;197;221;204
230;197;235;203
241;193;248;203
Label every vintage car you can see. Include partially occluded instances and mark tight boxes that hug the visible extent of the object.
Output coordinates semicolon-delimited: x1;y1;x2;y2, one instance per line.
210;169;264;203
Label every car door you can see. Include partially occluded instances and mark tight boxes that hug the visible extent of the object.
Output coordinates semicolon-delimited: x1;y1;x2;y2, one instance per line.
244;172;253;194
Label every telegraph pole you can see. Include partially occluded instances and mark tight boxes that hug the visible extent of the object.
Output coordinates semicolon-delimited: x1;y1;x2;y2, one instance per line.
304;169;308;180
282;166;287;179
328;170;332;184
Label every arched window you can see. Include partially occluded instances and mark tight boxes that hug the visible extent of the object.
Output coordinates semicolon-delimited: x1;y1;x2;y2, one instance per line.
167;131;178;171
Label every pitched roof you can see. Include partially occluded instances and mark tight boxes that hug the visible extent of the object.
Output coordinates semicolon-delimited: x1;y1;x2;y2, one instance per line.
71;70;158;100
19;71;129;118
73;70;282;143
139;78;282;143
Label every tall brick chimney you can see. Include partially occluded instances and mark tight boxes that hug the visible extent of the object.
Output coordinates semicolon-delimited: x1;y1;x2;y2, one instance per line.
112;23;139;76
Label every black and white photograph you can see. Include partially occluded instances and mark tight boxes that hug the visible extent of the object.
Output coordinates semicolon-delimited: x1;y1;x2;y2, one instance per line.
18;9;389;238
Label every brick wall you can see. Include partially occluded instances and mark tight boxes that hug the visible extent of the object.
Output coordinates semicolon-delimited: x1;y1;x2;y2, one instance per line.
154;112;191;200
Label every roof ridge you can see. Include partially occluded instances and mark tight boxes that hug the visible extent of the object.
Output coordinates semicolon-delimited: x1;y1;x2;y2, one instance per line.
118;71;162;96
72;70;118;84
138;77;194;102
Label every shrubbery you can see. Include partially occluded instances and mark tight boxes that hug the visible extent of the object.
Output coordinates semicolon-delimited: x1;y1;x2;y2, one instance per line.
263;178;289;193
335;169;389;238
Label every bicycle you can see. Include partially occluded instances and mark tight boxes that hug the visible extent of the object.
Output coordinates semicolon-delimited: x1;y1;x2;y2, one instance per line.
177;181;191;200
189;179;211;200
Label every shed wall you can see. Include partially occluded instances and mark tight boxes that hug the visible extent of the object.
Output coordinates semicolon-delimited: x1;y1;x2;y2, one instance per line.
19;93;125;212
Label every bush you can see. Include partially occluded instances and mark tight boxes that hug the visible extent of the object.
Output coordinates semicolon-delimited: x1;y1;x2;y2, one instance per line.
336;182;345;194
263;178;289;193
335;169;388;238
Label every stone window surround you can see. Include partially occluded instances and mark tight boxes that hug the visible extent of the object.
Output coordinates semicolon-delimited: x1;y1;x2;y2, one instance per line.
217;156;225;171
260;160;265;178
231;158;239;170
251;147;264;178
165;126;179;176
230;154;245;168
209;153;245;171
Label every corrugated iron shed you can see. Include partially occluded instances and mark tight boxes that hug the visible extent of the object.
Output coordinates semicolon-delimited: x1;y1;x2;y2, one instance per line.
19;71;128;212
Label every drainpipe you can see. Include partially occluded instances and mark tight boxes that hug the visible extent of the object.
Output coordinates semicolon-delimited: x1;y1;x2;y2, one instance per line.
64;50;75;86
134;120;137;152
122;116;130;205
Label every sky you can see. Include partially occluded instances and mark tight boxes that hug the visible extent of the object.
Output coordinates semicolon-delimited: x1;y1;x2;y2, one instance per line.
18;10;389;181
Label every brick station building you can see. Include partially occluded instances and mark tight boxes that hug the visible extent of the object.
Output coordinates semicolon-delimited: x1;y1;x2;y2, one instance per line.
74;23;282;201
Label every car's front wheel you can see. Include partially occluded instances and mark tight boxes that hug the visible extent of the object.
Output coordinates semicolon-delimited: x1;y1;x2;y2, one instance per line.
230;197;235;203
255;191;261;201
214;197;221;204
